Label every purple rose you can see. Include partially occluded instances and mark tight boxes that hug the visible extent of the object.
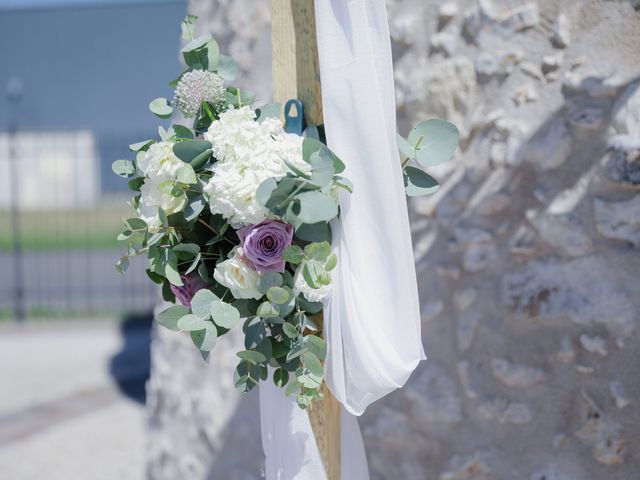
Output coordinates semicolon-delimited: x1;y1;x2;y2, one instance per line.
237;220;294;273
170;273;208;307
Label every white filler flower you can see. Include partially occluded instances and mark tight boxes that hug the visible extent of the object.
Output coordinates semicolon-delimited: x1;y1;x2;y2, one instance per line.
203;106;309;227
214;248;263;300
137;141;186;229
294;263;332;303
174;69;226;118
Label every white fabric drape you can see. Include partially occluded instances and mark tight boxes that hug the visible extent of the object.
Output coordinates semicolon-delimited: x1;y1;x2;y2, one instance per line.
259;0;424;477
318;0;425;416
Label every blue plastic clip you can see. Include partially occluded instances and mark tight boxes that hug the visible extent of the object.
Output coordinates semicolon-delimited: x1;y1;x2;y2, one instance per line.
284;99;305;135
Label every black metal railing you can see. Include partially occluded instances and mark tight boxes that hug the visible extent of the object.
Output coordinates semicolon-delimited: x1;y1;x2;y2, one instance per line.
0;129;157;321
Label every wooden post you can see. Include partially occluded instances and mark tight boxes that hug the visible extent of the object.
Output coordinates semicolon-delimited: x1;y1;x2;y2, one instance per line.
271;1;341;479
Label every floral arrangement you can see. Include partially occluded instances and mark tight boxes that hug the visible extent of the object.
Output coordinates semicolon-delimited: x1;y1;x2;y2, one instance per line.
113;16;458;409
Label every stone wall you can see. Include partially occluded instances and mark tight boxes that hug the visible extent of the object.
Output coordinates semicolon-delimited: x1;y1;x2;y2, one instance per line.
147;1;640;478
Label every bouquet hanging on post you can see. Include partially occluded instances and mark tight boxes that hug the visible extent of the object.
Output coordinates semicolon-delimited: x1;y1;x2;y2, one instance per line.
113;16;458;409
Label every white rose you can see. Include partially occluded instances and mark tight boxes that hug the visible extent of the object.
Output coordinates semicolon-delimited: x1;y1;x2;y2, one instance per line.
137;141;182;178
136;141;187;229
294;263;332;303
214;249;263;300
138;177;186;229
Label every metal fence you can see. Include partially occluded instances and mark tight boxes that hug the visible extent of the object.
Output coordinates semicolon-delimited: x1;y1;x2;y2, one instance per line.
0;128;158;321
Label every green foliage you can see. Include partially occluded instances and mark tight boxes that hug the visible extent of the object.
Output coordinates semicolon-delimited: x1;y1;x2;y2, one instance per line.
210;300;240;329
111;159;135;178
149;97;173;118
256;103;281;122
408;119;459;167
156;305;189;331
404;166;440;196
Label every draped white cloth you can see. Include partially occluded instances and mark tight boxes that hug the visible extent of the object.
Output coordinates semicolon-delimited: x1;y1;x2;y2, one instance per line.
260;0;425;477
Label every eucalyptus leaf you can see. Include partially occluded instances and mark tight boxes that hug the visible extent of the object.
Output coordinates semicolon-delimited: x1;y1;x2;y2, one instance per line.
256;103;281;122
257;301;280;318
295;191;338;224
149;97;173;119
181;34;211;53
129;139;155;152
404;166;440;196
191;288;219;318
206;38;220;70
177;314;210;331
216;55;237;81
156;305;189;331
266;286;290;305
111;159;135;178
304;242;330;262
245;317;267;349
304;335;327;360
294;222;331;243
273;368;289;387
173;140;212;163
164;251;183;286
176;164;197;184
237;350;267;363
256;272;283;294
283;245;305;264
210;300;240;329
302;351;324;377
408;119;459;167
324;252;337;271
172;125;194;140
282;322;298;339
191;324;217;351
302;138;345;173
396;133;415;160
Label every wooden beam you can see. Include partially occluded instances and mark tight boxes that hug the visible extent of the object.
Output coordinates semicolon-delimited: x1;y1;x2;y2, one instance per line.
270;1;340;479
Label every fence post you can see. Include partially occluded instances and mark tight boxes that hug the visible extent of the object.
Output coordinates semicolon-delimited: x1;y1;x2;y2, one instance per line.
270;2;341;478
6;78;25;322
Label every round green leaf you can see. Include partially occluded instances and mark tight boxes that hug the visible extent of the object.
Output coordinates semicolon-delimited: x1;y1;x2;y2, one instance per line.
282;322;299;339
304;241;330;261
408;119;459;167
404;166;440;197
302;351;324;377
396;133;416;160
172;140;212;163
257;272;283;294
191;289;219;318
176;164;197;185
149;97;173;119
283;245;305;264
177;314;210;332
273;368;289;387
295;191;339;224
156;305;189;331
191;324;217;352
216;55;237;81
257;301;280;318
267;286;290;305
237;350;267;363
210;300;240;329
111;159;135;178
245;317;267;349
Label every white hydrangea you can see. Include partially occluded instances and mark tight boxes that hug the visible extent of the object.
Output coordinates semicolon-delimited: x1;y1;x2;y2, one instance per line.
136;141;186;229
203;106;310;227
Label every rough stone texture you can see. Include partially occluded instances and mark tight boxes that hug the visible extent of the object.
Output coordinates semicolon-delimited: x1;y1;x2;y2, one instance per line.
147;1;640;479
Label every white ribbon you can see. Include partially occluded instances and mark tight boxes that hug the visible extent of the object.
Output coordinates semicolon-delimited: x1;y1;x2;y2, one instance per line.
260;0;424;477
